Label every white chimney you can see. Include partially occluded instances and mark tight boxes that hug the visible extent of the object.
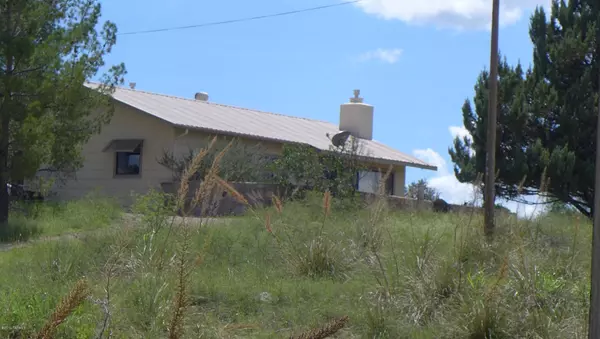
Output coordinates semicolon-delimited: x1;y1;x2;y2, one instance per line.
194;92;209;102
339;89;374;140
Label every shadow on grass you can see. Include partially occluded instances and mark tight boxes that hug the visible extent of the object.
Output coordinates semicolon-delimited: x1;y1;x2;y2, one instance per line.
0;193;123;243
0;218;41;243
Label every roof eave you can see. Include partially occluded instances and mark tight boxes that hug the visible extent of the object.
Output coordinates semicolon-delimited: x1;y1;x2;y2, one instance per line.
172;123;300;145
400;163;438;171
174;125;438;171
172;125;438;170
354;155;437;171
315;149;437;171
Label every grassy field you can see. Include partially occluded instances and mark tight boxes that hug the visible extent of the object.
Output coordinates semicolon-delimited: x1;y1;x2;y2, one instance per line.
0;194;122;243
0;189;591;338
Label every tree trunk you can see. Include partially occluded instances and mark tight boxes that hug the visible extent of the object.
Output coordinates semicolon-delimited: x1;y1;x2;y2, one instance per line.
0;2;12;225
0;121;10;225
588;12;600;336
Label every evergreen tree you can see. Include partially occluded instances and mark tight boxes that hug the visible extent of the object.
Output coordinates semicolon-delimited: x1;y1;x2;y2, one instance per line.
0;0;126;223
450;0;600;217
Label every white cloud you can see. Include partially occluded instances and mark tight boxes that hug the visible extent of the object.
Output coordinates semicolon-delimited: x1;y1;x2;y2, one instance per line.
449;125;472;141
412;126;546;218
354;0;550;30
449;125;475;155
412;147;477;206
502;198;547;218
358;48;403;64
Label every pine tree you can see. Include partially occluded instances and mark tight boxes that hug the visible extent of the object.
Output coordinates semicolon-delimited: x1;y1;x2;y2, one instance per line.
0;0;126;224
450;1;600;217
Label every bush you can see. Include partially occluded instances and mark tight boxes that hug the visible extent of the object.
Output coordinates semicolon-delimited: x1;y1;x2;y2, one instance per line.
158;136;275;183
263;191;359;279
270;138;367;201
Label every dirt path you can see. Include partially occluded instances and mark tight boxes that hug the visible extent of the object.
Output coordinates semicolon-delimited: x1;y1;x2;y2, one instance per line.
0;214;234;252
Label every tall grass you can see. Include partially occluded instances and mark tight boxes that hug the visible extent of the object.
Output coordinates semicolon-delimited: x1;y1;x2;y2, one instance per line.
0;194;121;242
0;195;591;338
0;144;592;338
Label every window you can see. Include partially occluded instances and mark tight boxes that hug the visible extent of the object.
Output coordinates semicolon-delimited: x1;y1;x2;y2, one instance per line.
357;171;381;194
102;139;143;177
116;151;141;175
357;170;394;195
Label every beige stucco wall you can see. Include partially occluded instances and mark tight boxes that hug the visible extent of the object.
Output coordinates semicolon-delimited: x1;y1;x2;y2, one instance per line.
49;102;175;205
172;128;283;158
42;103;409;205
393;166;406;196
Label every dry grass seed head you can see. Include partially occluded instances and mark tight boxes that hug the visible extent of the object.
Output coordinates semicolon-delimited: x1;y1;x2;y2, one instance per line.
186;139;239;215
323;190;331;217
202;138;233;183
290;315;349;339
190;138;232;209
265;212;273;233
34;279;90;339
167;235;194;339
176;136;218;209
376;166;393;196
367;166;392;228
541;176;551;195
517;175;527;195
190;179;217;215
214;175;249;206
272;195;283;214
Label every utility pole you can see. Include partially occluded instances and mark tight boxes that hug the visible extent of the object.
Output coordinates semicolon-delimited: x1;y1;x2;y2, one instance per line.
484;0;500;236
588;29;600;339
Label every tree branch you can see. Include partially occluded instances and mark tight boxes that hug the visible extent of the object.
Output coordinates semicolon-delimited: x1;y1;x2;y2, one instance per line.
2;65;46;76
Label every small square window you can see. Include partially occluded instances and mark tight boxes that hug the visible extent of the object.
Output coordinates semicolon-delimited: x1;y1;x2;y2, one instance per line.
115;151;141;176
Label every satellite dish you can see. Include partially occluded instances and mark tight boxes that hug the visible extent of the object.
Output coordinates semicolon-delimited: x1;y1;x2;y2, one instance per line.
331;131;351;147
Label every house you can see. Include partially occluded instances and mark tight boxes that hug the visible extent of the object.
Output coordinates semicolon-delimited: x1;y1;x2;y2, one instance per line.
41;83;437;205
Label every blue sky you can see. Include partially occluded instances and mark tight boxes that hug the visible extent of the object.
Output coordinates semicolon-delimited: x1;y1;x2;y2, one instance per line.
98;0;550;215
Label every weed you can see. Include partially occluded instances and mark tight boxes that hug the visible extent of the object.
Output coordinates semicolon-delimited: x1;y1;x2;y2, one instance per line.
264;191;357;279
290;315;349;339
33;279;90;339
167;231;193;339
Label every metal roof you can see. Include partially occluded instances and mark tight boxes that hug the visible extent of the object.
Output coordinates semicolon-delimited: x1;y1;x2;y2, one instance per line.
86;83;437;171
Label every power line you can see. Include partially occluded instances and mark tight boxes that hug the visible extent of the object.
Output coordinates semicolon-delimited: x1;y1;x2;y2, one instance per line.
118;0;362;36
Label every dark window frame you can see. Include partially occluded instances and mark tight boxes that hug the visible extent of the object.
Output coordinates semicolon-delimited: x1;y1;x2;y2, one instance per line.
114;144;142;177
